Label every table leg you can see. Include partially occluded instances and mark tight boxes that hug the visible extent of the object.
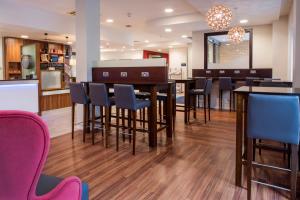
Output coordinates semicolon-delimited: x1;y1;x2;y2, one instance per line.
236;93;244;186
148;85;157;147
166;83;173;138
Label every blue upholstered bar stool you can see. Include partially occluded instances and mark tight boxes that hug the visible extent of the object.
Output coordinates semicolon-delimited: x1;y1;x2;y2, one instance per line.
246;94;300;200
189;79;213;123
89;83;115;146
114;84;151;155
69;82;90;142
219;77;235;111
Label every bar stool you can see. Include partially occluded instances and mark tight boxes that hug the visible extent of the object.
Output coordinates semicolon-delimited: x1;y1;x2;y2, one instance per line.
114;84;151;155
89;83;115;146
69;82;90;142
246;94;299;200
219;77;235;111
194;77;207;108
189;79;213;123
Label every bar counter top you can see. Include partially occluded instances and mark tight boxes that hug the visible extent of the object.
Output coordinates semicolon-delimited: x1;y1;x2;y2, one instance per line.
0;79;39;85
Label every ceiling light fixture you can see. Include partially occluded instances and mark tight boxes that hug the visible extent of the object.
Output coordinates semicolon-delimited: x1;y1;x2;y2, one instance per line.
228;26;245;43
165;28;172;33
240;19;248;24
206;5;232;31
21;35;29;39
164;8;174;13
106;19;114;23
181;35;188;38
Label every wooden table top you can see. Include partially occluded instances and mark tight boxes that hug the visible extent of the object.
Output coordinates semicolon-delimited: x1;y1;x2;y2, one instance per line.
234;86;300;95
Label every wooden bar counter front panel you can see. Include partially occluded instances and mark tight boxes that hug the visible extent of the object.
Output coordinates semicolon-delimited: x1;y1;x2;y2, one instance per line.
92;67;168;84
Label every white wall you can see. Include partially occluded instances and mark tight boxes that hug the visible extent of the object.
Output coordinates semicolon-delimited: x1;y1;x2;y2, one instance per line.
101;50;143;60
0;36;3;80
289;0;300;86
252;25;273;69
169;47;188;78
272;16;289;80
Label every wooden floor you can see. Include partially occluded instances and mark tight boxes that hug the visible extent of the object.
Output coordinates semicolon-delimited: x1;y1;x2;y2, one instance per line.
43;109;293;200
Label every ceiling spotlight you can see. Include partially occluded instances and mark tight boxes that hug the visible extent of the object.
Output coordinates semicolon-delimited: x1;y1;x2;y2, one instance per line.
145;40;150;43
164;8;174;13
240;19;248;24
106;19;114;23
165;28;172;33
21;35;29;39
181;35;188;38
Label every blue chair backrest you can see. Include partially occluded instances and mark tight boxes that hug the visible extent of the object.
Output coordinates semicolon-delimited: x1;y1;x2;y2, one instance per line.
219;77;232;90
69;83;89;104
89;83;109;106
114;84;137;110
247;94;300;144
204;79;213;95
195;77;207;89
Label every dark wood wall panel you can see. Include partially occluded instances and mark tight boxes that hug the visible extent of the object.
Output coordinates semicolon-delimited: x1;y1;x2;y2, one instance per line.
192;68;272;80
41;93;71;111
92;67;168;84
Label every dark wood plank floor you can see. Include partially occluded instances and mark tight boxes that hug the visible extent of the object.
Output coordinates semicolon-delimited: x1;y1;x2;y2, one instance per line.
43;110;291;200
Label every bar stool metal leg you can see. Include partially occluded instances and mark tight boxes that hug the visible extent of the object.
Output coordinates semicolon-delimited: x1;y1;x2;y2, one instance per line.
92;105;95;145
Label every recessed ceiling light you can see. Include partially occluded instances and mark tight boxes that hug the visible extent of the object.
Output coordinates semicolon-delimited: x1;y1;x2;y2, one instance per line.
240;19;248;24
181;35;188;38
164;8;174;13
145;40;149;43
165;28;172;33
21;35;29;39
106;19;114;23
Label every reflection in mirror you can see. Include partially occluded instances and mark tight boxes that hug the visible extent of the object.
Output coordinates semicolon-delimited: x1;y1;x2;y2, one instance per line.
207;32;251;69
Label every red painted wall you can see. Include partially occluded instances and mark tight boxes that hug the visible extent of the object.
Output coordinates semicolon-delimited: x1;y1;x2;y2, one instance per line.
143;50;169;64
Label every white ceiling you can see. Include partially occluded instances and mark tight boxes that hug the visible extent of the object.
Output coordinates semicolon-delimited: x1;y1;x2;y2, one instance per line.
0;0;291;52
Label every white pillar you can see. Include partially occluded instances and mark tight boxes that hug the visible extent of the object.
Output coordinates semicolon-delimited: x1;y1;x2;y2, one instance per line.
75;0;100;82
75;0;100;124
292;0;300;86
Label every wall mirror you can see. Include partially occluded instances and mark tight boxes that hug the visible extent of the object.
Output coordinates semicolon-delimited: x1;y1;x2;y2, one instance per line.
204;30;253;69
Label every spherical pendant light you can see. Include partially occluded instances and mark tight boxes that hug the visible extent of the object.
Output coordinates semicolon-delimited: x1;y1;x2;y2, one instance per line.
228;26;246;43
206;5;233;31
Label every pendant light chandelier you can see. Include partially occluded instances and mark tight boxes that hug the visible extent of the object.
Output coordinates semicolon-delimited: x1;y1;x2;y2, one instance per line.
228;26;245;43
206;5;233;31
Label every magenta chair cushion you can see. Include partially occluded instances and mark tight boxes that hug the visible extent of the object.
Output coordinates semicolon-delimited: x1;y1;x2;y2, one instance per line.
0;110;82;200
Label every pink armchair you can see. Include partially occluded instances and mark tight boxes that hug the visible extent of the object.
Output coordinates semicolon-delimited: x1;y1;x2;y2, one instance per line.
0;110;82;200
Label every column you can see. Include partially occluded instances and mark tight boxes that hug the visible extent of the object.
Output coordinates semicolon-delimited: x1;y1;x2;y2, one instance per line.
75;0;100;123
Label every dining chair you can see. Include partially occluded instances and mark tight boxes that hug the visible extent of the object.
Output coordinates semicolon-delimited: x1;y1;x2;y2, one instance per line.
69;82;90;142
246;94;299;200
114;84;151;155
219;77;235;111
189;79;212;123
89;83;115;146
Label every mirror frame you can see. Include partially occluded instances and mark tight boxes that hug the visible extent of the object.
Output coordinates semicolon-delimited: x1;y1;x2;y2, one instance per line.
204;29;253;69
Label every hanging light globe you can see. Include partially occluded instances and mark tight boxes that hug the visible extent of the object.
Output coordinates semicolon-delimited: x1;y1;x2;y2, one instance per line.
206;5;233;31
228;26;246;43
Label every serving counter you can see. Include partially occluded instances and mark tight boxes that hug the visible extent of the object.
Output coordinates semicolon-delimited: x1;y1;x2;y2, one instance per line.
0;80;39;113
